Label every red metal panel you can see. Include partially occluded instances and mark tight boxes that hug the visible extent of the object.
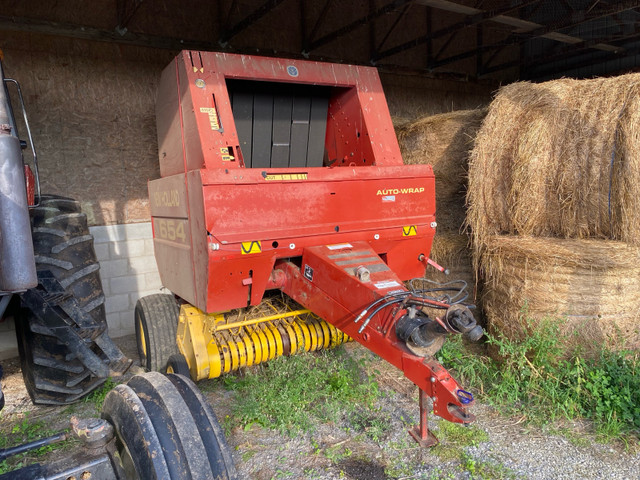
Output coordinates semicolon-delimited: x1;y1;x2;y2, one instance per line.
201;167;435;243
156;51;404;176
186;170;209;311
148;174;197;305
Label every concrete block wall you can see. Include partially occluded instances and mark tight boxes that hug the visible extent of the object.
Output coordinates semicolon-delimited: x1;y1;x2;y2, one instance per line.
92;222;164;337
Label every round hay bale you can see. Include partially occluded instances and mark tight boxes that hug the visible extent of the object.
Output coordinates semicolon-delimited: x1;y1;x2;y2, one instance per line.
481;235;640;356
467;74;640;251
397;109;487;232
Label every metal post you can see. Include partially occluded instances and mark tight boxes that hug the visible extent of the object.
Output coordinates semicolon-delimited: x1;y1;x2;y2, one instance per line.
409;389;439;447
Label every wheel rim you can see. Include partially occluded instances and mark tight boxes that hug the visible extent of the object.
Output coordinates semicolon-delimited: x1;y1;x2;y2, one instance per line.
166;365;174;374
136;311;148;365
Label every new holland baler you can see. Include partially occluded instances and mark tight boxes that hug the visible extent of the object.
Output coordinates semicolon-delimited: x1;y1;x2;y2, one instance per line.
139;50;482;447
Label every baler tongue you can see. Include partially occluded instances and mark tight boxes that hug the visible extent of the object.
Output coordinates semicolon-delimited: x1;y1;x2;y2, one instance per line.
276;241;476;445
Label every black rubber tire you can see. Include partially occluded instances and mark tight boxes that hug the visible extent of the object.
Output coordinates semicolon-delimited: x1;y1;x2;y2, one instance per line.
30;195;106;322
102;372;238;479
101;382;172;479
135;294;180;372
166;373;239;480
166;353;191;378
16;194;118;405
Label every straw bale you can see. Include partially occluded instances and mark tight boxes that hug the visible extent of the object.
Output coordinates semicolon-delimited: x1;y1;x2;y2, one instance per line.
467;74;640;250
397;109;486;232
481;235;640;355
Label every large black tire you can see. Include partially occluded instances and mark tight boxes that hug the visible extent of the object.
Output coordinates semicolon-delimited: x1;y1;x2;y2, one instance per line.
16;195;129;405
102;372;238;480
166;353;191;378
166;373;238;479
135;294;180;372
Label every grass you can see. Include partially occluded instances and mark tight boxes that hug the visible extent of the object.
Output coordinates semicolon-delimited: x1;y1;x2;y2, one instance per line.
83;377;118;411
437;313;640;442
221;346;381;436
0;413;74;475
0;377;120;475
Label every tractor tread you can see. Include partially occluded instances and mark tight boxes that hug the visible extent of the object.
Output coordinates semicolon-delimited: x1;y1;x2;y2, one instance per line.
17;194;129;405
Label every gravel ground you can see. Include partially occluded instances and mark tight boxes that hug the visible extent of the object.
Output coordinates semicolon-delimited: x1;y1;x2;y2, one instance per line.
1;336;639;479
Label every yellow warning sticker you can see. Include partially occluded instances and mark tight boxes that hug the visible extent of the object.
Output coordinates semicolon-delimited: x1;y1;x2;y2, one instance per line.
264;173;308;181
402;225;417;237
220;147;235;162
200;107;220;130
241;241;262;255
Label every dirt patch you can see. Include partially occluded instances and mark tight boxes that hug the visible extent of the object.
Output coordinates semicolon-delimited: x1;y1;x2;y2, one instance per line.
340;458;388;480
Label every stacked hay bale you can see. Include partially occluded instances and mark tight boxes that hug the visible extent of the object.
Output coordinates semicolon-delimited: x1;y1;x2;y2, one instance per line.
397;109;486;301
467;74;640;354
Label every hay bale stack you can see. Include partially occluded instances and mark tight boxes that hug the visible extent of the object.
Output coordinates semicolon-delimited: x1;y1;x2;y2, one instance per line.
397;109;486;232
467;74;640;251
482;236;640;355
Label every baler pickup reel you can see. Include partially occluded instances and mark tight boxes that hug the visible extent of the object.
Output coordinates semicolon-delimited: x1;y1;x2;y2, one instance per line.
147;50;483;447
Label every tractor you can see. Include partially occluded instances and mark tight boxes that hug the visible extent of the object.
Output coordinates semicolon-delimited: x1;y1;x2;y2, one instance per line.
0;52;238;479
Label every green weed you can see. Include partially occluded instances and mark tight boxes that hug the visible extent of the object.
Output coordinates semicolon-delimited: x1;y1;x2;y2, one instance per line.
324;445;352;463
0;413;72;475
348;407;392;442
437;311;640;442
222;347;381;435
460;452;519;480
84;377;118;411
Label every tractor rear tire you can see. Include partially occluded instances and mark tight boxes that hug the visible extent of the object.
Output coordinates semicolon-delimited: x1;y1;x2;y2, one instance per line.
135;294;180;372
102;372;238;480
16;194;129;405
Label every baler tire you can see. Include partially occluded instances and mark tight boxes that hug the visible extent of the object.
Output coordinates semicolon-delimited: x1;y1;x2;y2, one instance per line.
166;353;191;377
166;373;239;480
135;294;180;372
16;194;126;405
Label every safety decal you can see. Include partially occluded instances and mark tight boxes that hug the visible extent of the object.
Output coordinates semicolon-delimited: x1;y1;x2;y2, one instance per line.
220;147;235;162
374;280;401;290
303;264;314;281
241;241;262;255
263;173;308;181
200;107;221;130
402;225;417;237
326;243;353;251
